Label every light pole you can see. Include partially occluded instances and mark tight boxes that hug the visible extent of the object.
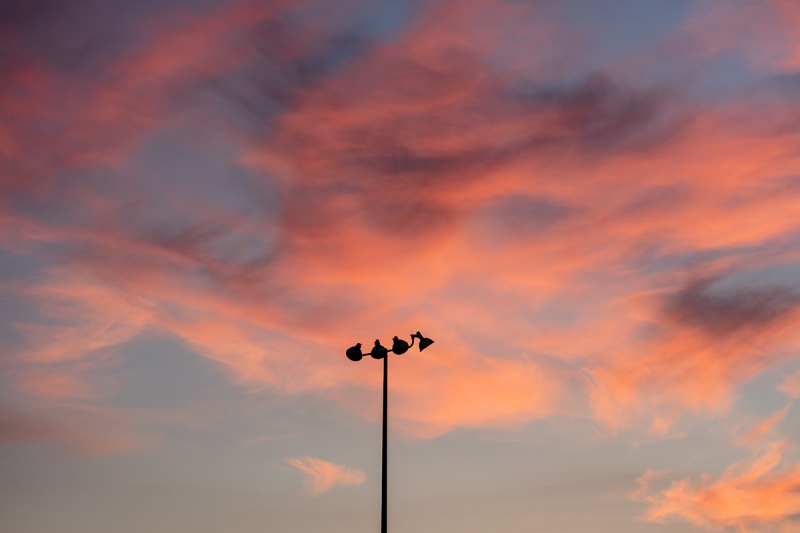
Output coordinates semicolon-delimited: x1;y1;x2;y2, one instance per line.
345;331;434;533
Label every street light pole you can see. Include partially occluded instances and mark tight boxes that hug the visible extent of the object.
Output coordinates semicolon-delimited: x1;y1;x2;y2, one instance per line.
381;353;388;533
345;331;434;533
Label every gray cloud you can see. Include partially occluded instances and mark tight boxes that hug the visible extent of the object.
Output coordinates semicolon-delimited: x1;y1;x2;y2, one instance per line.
664;276;800;337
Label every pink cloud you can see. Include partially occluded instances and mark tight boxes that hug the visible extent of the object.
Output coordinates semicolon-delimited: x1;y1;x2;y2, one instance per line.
778;371;800;399
3;0;800;451
633;440;800;532
285;456;366;496
737;401;793;446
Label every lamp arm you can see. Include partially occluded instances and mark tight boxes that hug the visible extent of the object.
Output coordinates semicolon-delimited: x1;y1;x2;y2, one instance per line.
408;334;417;349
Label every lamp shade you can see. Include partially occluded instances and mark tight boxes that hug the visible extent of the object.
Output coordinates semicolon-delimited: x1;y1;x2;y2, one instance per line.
370;339;388;359
391;336;410;355
413;331;434;351
346;343;363;362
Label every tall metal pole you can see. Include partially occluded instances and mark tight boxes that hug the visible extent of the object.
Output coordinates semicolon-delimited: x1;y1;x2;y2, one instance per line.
381;353;388;533
345;333;433;532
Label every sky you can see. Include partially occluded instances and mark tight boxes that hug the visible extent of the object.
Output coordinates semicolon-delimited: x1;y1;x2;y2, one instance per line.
2;0;800;531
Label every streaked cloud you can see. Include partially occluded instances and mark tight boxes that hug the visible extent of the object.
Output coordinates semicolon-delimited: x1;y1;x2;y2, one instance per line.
285;456;366;496
1;0;800;481
633;440;800;532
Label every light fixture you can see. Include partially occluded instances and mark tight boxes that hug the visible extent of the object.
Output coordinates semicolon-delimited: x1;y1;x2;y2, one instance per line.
344;330;435;533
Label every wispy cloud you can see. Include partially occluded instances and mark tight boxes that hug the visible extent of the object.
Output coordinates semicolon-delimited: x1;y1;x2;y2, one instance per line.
285;456;365;496
3;0;800;450
737;401;793;446
633;440;800;532
630;400;800;533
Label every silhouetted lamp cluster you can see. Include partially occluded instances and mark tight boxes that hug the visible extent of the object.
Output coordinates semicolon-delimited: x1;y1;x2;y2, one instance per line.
344;330;434;533
346;331;434;361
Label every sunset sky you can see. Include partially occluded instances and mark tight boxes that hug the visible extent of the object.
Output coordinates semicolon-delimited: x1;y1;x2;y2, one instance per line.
3;0;800;532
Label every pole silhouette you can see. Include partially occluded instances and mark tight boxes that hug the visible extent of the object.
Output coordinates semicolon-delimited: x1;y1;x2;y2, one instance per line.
381;353;388;533
345;331;434;533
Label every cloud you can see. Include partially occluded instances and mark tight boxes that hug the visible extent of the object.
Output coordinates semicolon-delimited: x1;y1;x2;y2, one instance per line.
4;0;800;451
778;371;800;399
285;456;366;496
632;440;800;532
0;406;54;445
586;266;800;432
737;401;793;446
0;401;150;456
664;278;800;338
0;0;281;194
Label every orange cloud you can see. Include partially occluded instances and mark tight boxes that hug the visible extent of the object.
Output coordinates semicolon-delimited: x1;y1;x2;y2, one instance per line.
737;402;793;446
633;440;800;532
0;1;282;193
3;0;800;451
778;371;800;399
285;456;366;496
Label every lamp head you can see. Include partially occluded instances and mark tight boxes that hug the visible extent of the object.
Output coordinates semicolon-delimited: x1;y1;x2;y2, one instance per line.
370;339;388;359
346;342;363;362
412;331;434;351
391;336;410;355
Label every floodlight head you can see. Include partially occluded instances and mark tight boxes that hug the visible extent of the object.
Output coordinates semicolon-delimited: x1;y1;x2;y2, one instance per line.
412;331;434;351
346;343;363;362
370;339;388;359
391;336;410;355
